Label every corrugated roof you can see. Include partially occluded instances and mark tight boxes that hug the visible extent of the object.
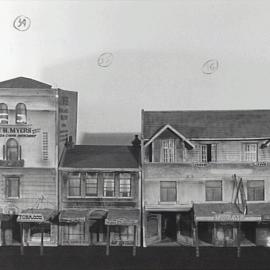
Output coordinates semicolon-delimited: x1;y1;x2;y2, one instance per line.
0;77;52;89
143;110;270;139
62;145;140;169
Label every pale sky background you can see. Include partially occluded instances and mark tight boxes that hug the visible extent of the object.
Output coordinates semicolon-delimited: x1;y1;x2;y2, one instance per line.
1;0;270;143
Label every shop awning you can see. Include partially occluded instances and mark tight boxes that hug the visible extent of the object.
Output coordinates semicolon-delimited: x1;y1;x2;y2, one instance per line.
247;203;270;221
0;213;13;222
59;209;108;223
59;209;89;223
105;209;139;226
17;208;58;223
145;203;192;212
194;203;261;222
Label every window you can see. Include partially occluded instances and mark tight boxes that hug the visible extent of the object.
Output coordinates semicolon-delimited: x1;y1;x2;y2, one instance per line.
247;180;264;201
6;138;19;161
161;139;175;163
64;223;85;243
15;103;27;124
119;173;131;197
160;181;177;202
205;181;222;201
103;173;115;197
0;103;8;124
6;177;20;198
201;144;217;163
243;143;257;162
68;173;81;197
111;226;134;242
85;173;98;196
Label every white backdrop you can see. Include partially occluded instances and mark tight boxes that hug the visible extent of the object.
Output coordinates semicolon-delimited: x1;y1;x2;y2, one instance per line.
0;0;269;142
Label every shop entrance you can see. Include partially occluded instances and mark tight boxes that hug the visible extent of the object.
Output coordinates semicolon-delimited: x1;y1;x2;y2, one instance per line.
90;220;107;244
2;215;21;245
162;213;176;241
215;224;236;246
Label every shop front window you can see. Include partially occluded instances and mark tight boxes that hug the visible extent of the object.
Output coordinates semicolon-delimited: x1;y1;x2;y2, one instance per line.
15;103;27;124
29;223;51;242
112;226;134;242
0;103;8;124
64;223;85;243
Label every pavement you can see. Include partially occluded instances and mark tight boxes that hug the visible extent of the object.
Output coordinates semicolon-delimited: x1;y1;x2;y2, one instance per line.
0;246;270;270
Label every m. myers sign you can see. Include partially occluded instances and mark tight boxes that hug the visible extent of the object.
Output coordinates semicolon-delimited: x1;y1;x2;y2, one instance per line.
0;127;41;138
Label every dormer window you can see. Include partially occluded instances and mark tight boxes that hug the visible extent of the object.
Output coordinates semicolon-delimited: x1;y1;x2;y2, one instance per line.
243;143;257;162
201;144;217;163
0;103;8;124
16;103;27;124
161;139;175;163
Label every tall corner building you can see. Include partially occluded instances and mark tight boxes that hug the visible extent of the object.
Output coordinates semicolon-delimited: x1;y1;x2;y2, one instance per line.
0;77;77;246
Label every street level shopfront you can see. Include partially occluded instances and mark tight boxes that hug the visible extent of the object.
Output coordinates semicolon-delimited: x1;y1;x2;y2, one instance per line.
193;203;270;257
105;209;139;256
59;209;107;245
144;204;193;246
17;208;59;255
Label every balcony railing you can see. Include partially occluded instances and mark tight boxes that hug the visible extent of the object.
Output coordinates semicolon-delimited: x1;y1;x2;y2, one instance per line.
0;160;24;167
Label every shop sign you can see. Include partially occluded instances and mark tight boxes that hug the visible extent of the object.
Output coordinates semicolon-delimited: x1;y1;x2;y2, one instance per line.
213;213;244;222
0;127;41;138
17;213;45;222
105;218;138;225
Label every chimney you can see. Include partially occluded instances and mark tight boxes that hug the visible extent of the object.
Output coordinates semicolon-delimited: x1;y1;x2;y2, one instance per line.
132;134;141;148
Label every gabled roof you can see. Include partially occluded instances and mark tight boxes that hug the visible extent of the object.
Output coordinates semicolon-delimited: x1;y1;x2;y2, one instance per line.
144;124;195;149
0;77;52;89
143;110;270;139
61;145;140;169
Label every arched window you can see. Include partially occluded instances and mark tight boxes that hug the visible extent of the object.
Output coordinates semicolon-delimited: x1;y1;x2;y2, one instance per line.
16;103;27;124
6;138;19;161
0;103;8;124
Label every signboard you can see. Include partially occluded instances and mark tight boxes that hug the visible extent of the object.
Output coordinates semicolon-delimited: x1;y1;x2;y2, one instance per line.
213;213;244;222
17;213;45;223
0;127;41;138
105;218;138;226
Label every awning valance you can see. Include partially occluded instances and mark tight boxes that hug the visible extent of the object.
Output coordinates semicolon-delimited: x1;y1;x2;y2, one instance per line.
194;203;261;222
59;209;89;223
17;208;58;223
105;209;139;226
59;209;108;223
145;203;192;212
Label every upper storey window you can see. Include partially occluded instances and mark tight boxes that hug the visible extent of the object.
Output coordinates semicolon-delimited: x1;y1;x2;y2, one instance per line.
161;139;175;163
16;103;27;124
201;144;217;163
6;138;19;161
242;143;257;162
0;103;8;124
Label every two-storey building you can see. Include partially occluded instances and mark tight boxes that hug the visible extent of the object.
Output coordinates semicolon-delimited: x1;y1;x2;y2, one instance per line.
58;136;141;255
0;77;77;252
141;110;270;254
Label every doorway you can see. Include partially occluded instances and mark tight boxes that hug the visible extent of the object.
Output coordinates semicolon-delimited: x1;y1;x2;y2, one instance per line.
162;213;177;241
